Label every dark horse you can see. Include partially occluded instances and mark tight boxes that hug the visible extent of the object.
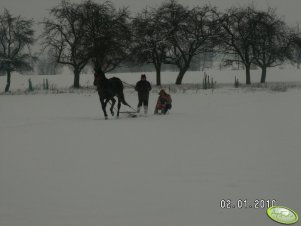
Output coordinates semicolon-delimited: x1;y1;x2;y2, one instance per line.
94;71;130;119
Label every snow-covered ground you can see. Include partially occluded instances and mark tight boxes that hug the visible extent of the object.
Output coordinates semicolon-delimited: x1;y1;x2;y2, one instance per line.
0;69;301;226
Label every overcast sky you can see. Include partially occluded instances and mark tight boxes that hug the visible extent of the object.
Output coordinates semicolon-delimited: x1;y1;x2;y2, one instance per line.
0;0;300;25
1;0;300;51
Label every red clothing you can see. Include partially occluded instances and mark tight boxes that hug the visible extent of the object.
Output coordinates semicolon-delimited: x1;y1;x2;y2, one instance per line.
156;94;172;110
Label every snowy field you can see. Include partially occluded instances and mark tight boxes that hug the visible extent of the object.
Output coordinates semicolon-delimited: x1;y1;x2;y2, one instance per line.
0;68;301;226
1;66;301;92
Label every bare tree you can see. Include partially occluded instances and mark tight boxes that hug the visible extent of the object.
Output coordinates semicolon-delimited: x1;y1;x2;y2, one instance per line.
292;40;301;69
218;7;257;84
0;9;35;92
251;9;292;83
41;0;90;88
36;54;62;75
81;0;132;74
132;8;170;85
156;0;218;84
290;27;301;69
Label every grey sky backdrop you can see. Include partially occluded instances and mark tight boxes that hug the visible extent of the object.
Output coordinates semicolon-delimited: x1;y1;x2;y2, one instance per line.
0;0;300;52
0;0;300;24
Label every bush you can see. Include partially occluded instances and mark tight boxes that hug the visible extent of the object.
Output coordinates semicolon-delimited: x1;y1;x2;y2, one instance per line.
203;72;216;90
28;79;34;92
234;76;240;88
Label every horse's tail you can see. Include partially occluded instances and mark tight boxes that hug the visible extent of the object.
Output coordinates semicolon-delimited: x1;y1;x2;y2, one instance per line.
115;79;130;107
111;77;134;109
119;92;130;107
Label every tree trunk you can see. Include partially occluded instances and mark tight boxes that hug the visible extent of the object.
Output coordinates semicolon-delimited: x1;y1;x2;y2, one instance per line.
155;66;161;86
73;69;80;88
175;69;187;85
245;65;251;85
260;67;267;83
5;70;11;92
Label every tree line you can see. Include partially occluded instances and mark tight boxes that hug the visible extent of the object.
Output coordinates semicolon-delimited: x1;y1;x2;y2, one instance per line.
1;0;301;92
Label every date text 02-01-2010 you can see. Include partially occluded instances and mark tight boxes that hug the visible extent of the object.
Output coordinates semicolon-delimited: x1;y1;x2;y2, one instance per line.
220;199;276;209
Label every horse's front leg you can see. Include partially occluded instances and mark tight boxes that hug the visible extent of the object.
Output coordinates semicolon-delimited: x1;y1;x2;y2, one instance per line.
110;98;116;116
104;99;111;119
100;97;108;120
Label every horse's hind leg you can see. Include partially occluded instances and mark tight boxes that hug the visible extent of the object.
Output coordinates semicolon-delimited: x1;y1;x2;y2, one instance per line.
110;98;116;116
117;98;122;118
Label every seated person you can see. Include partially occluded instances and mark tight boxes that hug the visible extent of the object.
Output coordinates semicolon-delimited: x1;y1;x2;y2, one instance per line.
154;89;172;114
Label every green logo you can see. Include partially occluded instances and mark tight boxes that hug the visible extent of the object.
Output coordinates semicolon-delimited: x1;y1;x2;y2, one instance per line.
267;206;299;225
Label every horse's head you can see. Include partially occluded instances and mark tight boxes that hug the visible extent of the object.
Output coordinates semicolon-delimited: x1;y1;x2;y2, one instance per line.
93;71;106;86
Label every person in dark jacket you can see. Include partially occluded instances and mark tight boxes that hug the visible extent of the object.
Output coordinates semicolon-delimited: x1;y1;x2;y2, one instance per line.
154;89;172;114
135;74;152;115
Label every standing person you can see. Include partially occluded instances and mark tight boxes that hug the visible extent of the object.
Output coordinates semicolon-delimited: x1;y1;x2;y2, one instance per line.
154;89;172;114
135;74;152;115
